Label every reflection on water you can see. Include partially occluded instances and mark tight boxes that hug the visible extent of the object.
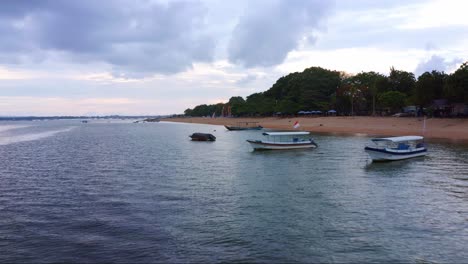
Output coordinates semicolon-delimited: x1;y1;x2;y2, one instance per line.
0;121;467;263
364;157;427;172
0;126;75;145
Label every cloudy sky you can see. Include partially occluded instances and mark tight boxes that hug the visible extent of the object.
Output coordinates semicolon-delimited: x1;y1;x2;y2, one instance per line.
0;0;466;116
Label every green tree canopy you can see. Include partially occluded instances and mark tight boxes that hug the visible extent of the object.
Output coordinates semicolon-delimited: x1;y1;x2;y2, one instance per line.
415;70;447;107
228;96;246;116
444;62;468;103
263;66;341;111
389;67;416;96
379;91;407;113
183;64;466;117
245;93;273;115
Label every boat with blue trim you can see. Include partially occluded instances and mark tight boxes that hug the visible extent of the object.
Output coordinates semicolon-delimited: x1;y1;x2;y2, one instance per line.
247;131;317;150
365;136;427;161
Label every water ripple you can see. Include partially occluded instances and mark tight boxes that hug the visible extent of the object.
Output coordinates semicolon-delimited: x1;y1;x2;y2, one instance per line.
0;122;467;263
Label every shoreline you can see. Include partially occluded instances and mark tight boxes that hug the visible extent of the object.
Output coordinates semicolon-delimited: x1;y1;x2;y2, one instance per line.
162;116;468;141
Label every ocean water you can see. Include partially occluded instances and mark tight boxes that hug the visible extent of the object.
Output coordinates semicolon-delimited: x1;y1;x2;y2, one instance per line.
1;120;467;263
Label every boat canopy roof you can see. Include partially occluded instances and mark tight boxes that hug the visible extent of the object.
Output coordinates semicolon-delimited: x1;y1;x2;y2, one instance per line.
263;131;310;136
371;135;424;142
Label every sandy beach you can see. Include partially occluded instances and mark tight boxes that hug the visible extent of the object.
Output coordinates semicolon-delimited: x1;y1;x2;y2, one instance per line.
162;116;468;141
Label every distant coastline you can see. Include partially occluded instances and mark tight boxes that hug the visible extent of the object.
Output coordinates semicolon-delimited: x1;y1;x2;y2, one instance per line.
0;115;165;121
163;116;468;141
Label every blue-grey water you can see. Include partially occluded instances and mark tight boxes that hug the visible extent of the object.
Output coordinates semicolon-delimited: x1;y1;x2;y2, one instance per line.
1;120;467;263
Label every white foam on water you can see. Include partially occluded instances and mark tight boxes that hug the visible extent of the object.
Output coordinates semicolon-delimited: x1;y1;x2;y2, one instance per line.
0;127;76;145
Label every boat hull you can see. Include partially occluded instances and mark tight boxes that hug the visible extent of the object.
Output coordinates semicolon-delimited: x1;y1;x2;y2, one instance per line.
189;133;216;141
225;125;263;131
247;140;317;150
365;146;427;161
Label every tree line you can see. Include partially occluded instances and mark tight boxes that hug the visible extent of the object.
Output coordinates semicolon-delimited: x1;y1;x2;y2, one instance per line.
184;62;468;117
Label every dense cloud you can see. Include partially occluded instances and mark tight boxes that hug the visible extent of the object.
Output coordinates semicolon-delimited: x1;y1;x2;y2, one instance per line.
0;0;215;75
228;0;333;68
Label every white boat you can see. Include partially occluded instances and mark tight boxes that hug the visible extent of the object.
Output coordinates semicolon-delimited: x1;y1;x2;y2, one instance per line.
246;131;317;150
364;136;427;161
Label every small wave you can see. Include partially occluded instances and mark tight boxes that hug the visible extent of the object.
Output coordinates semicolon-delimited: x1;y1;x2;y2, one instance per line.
0;127;76;145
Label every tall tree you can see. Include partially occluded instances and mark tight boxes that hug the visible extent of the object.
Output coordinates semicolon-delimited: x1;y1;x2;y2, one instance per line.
245;93;272;116
415;70;447;108
228;96;246;116
389;67;416;96
350;71;389;115
337;79;367;116
379;91;407;113
184;108;193;116
444;62;468;103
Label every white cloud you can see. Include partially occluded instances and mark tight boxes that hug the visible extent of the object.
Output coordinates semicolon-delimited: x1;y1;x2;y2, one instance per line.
414;55;463;76
398;0;468;29
277;48;429;75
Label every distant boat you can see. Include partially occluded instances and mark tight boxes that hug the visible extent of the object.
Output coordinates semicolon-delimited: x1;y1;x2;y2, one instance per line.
189;133;216;141
81;120;88;123
364;136;427;161
225;122;263;131
247;131;317;150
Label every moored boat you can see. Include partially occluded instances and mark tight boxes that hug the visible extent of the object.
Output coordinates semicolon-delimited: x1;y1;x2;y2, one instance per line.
189;133;216;141
225;122;263;131
247;131;317;150
364;136;427;161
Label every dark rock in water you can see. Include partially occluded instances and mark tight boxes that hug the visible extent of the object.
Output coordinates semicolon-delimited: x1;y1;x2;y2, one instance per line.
189;133;216;141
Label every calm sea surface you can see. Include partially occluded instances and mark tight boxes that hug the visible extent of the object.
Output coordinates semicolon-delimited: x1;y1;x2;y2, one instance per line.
1;120;467;263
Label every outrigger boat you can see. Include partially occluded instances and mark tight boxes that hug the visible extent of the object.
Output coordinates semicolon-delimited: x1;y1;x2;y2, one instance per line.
364;136;427;161
247;131;317;150
225;122;263;131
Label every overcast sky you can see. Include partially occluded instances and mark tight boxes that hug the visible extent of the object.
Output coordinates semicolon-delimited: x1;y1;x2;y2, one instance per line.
0;0;466;116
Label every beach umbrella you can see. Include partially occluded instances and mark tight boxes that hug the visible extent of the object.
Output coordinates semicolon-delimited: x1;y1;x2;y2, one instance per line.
328;110;337;113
